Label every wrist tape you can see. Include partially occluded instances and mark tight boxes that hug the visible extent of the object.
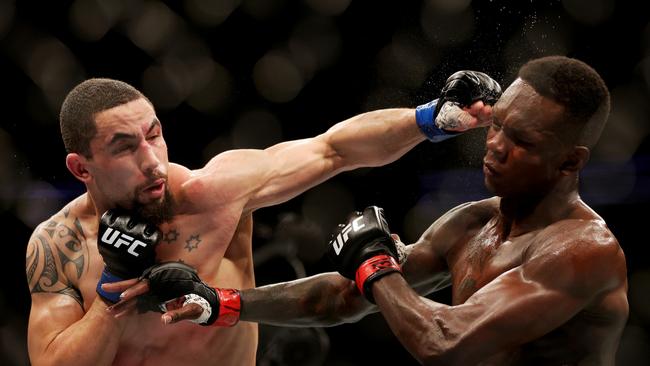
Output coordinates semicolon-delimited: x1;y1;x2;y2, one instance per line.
355;254;402;303
415;99;462;142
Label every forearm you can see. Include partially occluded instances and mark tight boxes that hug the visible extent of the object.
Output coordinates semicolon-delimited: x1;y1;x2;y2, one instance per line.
33;298;127;366
239;272;375;327
373;273;470;365
325;109;426;169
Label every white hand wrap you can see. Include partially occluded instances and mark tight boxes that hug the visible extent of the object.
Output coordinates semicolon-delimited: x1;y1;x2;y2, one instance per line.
435;102;468;132
395;240;407;264
182;293;213;324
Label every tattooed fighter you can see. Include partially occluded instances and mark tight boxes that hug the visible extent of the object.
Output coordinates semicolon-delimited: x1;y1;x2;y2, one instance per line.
25;71;500;365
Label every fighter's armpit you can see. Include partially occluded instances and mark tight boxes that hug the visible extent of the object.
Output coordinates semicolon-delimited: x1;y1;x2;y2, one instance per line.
26;218;88;308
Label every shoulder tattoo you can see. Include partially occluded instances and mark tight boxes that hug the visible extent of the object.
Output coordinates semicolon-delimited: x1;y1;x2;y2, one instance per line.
26;218;88;307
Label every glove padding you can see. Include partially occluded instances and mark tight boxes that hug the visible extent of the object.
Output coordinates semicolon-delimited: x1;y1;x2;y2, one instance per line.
440;70;502;110
327;206;401;302
416;70;502;141
137;262;241;327
96;209;160;303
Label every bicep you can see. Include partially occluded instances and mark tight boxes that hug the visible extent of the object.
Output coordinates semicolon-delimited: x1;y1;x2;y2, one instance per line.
443;248;609;361
402;240;450;295
453;267;587;353
245;136;343;210
26;230;85;361
401;202;479;295
28;294;85;361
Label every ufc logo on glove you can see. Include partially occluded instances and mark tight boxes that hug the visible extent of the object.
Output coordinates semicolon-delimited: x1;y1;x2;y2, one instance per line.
331;216;366;255
100;227;148;257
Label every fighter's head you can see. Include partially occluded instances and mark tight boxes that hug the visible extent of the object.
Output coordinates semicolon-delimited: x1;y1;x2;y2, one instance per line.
483;56;610;198
61;78;172;224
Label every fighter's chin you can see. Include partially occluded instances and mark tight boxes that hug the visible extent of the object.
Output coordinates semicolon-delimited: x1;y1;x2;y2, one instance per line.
484;177;503;196
136;193;165;207
132;186;175;225
485;181;526;200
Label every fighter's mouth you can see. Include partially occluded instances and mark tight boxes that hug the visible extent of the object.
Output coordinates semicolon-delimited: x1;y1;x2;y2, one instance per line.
483;160;500;175
143;179;165;192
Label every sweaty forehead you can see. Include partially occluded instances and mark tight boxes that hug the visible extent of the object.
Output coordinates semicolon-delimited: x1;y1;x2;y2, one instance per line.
493;78;565;131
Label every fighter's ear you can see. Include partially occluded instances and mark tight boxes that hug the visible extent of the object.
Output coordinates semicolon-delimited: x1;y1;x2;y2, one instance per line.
559;146;590;175
66;153;92;183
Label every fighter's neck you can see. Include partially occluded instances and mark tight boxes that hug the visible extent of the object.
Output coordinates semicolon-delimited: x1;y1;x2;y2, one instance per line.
497;178;581;238
82;185;112;219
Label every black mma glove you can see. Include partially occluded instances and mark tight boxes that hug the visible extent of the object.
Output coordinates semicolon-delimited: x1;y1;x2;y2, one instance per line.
137;262;241;327
416;70;502;142
327;206;401;303
96;209;160;303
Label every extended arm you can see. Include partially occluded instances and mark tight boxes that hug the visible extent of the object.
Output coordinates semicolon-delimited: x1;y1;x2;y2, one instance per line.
107;241;450;328
189;71;499;213
245;102;493;210
238;237;455;327
197;108;426;212
107;202;484;327
239;272;371;327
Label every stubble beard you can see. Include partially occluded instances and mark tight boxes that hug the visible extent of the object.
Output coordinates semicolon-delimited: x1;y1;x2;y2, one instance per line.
132;186;175;225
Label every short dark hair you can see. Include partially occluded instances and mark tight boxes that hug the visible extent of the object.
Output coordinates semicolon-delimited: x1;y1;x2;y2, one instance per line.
518;56;610;148
59;78;148;157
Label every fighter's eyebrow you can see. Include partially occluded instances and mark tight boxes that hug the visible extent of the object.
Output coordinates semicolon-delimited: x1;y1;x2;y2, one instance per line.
108;118;160;146
108;132;136;146
147;117;161;134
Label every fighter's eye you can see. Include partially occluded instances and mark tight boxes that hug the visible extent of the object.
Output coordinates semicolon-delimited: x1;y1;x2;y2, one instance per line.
514;137;534;148
113;144;135;154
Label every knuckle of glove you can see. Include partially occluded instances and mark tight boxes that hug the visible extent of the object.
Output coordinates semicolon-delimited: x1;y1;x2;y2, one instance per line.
144;262;217;308
441;70;502;108
468;71;502;104
147;262;197;293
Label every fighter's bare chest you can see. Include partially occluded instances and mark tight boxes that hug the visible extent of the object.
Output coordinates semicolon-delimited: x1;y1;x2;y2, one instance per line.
447;223;537;304
154;215;237;265
76;212;243;304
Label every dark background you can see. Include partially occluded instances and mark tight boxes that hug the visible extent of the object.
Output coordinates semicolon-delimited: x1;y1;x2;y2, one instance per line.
1;0;649;365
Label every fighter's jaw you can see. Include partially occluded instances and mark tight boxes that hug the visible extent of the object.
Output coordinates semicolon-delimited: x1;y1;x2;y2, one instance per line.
135;189;167;208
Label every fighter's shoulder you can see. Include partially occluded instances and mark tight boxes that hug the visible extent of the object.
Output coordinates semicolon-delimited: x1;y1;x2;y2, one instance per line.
199;149;268;175
531;218;625;292
28;196;89;250
541;217;620;252
438;197;498;227
26;198;87;305
180;153;262;209
420;197;498;241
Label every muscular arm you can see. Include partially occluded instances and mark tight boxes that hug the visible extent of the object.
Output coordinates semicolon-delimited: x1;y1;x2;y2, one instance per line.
239;272;370;327
371;230;628;365
26;219;126;366
237;202;484;326
190;109;425;212
238;262;451;327
109;202;481;327
247;109;426;210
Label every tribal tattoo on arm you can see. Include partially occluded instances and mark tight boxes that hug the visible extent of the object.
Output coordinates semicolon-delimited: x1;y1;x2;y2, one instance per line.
26;216;89;308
